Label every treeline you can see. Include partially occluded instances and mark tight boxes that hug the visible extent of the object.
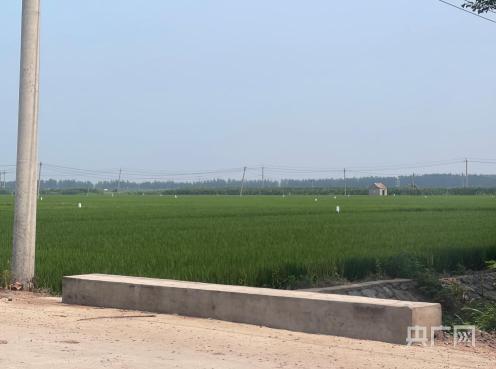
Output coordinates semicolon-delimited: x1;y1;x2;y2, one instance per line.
152;187;496;196
1;173;496;194
3;186;495;196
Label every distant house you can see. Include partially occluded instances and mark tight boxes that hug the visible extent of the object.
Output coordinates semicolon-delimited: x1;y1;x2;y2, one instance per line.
369;182;388;196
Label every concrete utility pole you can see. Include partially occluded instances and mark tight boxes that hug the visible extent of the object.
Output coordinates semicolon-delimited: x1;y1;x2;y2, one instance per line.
261;166;264;188
12;0;41;287
116;168;122;193
343;168;347;196
37;161;42;198
240;166;247;196
465;158;469;188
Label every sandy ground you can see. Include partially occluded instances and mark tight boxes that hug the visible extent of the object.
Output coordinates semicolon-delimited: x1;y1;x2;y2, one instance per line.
0;291;494;369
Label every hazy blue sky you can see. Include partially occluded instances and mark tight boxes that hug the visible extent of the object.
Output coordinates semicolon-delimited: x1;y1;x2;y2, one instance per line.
0;1;495;180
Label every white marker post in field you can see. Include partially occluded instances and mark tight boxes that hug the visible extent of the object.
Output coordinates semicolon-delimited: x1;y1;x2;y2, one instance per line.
11;0;41;288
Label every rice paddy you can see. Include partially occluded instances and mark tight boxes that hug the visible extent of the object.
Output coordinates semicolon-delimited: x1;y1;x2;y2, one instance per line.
1;194;495;293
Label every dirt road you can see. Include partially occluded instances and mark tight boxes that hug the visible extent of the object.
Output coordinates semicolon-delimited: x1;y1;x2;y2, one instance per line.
0;291;493;369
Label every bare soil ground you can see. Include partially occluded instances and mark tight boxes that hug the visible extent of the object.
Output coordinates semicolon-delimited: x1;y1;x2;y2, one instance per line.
0;290;494;369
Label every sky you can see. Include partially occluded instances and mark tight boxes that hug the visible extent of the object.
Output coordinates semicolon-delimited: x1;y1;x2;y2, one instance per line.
0;1;495;181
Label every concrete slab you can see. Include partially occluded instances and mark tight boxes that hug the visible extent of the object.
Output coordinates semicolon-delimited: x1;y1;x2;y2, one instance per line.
62;274;442;344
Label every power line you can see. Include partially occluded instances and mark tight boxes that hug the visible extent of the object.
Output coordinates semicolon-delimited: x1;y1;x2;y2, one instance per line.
437;0;496;24
43;163;245;178
5;158;496;183
266;158;466;173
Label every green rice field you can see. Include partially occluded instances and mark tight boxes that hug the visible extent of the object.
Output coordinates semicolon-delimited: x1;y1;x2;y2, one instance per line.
1;194;496;293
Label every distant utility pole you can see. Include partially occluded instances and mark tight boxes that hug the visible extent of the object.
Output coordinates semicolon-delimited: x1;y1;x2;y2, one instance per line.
240;166;247;196
396;176;401;188
116;168;122;193
37;161;42;199
343;168;347;196
411;173;416;190
465;158;469;188
12;0;41;287
261;166;265;188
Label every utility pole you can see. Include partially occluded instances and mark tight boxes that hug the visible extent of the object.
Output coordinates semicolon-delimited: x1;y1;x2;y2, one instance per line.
12;0;41;287
37;161;42;199
116;168;122;193
261;166;264;188
465;158;468;188
240;166;247;196
260;166;265;195
343;168;347;196
411;173;416;190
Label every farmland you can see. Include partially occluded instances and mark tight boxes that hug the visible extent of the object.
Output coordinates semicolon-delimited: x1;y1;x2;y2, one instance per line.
1;194;496;293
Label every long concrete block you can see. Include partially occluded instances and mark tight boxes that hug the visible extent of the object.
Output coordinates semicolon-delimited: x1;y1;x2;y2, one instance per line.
62;274;441;344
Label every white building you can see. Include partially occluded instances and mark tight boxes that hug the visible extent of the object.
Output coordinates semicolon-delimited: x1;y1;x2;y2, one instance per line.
369;182;388;196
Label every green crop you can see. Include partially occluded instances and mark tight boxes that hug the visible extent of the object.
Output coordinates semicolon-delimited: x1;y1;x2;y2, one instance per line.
1;194;495;294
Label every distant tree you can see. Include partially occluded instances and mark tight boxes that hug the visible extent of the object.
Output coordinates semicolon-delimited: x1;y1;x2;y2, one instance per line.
462;0;496;13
